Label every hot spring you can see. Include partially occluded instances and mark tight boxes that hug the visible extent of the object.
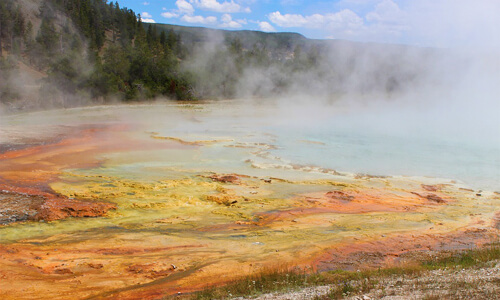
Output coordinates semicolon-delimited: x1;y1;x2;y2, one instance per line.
0;100;498;299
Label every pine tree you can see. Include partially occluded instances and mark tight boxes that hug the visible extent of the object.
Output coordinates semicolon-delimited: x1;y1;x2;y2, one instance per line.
37;17;58;52
0;2;13;55
12;6;26;54
159;30;166;48
0;2;4;56
146;24;153;46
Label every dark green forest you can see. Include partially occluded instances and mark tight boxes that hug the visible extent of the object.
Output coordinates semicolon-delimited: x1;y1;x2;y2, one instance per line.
0;0;432;110
0;0;195;106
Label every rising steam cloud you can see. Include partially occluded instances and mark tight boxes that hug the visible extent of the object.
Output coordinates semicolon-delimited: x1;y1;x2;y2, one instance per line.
178;0;499;149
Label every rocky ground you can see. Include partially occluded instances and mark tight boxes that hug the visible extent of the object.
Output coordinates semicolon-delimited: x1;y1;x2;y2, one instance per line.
237;260;500;299
0;191;45;224
0;189;116;225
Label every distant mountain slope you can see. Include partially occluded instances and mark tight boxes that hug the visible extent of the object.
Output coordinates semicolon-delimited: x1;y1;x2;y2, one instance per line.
153;23;309;56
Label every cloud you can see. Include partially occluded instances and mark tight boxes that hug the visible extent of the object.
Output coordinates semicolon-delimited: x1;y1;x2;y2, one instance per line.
163;0;500;48
143;2;150;5
267;5;406;43
191;0;249;13
219;14;246;28
140;12;155;23
269;9;363;30
181;15;218;25
366;0;406;24
353;0;408;41
221;13;232;23
258;21;276;32
343;0;500;48
402;0;500;48
268;12;307;27
161;12;180;18
177;0;195;15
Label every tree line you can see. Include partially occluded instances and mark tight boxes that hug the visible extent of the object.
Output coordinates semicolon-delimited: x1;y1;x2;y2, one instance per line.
0;0;194;108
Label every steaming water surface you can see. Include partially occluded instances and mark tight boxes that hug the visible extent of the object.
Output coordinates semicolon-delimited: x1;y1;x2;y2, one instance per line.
270;123;499;191
147;100;499;191
1;101;498;192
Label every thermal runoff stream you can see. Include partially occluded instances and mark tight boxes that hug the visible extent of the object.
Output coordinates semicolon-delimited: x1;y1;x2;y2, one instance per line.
0;102;499;299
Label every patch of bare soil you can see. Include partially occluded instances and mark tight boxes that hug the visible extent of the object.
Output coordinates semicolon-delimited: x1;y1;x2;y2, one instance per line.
346;262;500;300
240;261;500;300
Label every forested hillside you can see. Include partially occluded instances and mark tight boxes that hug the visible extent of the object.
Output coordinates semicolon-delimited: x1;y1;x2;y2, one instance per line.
0;0;194;109
0;0;436;111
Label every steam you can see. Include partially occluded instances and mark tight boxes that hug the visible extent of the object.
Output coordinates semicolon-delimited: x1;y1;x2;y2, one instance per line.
177;7;499;150
0;0;95;112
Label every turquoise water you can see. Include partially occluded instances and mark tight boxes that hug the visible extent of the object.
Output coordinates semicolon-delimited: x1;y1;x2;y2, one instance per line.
270;124;499;191
165;100;497;191
2;101;498;191
157;101;499;191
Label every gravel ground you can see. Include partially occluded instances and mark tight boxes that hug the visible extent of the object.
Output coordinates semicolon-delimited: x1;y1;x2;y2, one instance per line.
236;260;500;300
0;191;45;224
